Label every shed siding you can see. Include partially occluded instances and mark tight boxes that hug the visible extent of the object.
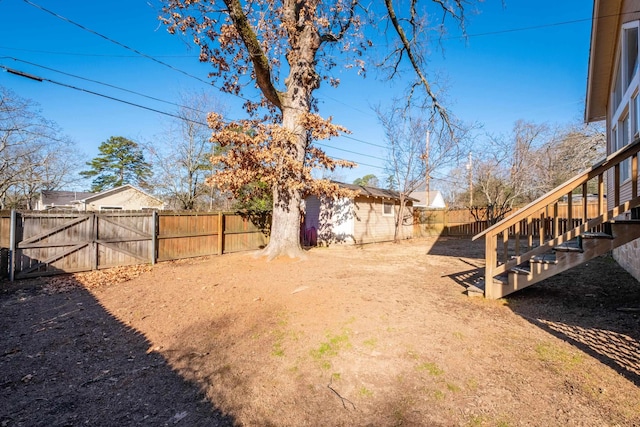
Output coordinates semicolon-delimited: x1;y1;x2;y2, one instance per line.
352;197;412;243
305;195;355;245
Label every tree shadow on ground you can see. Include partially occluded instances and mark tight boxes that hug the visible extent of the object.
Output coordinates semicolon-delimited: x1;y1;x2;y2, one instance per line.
428;235;640;387
0;279;235;427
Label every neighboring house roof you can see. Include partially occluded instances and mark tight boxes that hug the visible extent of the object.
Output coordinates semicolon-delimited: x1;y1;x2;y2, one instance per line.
585;0;622;122
39;190;95;209
335;181;418;202
410;190;446;208
79;184;164;205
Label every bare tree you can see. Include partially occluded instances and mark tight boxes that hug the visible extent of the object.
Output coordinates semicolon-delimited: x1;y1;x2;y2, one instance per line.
160;0;476;258
13;143;82;209
377;103;465;240
147;91;227;210
470;120;549;224
466;120;605;225
0;86;78;209
529;122;606;196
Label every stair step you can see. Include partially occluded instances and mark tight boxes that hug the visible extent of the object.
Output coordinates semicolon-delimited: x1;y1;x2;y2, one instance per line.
494;274;509;285
609;219;640;224
554;239;582;252
510;267;530;275
581;231;613;239
466;283;485;297
530;254;558;264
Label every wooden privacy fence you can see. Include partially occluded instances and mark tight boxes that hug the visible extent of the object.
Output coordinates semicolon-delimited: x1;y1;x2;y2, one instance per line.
415;202;603;237
0;210;268;280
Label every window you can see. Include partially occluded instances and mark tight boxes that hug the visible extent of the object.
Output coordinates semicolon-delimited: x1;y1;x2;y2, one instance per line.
611;21;640;183
382;202;394;216
614;114;632;182
100;206;123;211
621;114;631;181
614;61;623;110
625;26;639;89
633;93;640;136
612;21;640;119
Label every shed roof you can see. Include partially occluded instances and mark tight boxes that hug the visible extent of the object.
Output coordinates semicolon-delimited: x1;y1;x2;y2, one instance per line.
335;182;418;202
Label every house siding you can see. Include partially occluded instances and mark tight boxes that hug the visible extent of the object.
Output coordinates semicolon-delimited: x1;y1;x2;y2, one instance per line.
604;0;640;283
84;188;164;211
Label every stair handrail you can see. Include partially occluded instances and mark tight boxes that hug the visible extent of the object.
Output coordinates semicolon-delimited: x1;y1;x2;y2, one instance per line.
473;137;640;242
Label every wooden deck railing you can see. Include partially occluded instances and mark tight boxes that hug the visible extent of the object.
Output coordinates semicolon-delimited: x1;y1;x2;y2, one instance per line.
473;138;640;299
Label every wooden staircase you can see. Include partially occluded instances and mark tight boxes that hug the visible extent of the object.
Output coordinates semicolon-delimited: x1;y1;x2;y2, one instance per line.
472;139;640;299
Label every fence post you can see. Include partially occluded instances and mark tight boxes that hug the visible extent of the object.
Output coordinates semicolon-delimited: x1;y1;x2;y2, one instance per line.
217;212;224;255
151;210;158;265
9;209;16;282
92;213;98;271
443;209;448;236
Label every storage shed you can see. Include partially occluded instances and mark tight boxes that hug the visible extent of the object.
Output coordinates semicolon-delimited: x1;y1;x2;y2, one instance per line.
303;182;416;245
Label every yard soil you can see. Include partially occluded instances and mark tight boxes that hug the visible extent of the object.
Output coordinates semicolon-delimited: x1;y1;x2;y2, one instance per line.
2;236;640;426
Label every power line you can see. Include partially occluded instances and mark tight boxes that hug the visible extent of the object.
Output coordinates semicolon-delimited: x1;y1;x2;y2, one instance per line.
1;65;390;172
1;57;390;153
341;134;387;149
1;64;210;126
0;45;195;58
315;142;387;162
2;57;210;115
21;0;255;105
441;9;640;42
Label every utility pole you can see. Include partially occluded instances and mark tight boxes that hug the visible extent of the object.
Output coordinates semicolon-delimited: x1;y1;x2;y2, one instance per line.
467;151;473;207
425;130;430;198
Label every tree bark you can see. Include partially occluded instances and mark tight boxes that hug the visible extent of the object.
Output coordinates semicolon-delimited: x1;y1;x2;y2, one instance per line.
259;15;320;259
261;107;307;259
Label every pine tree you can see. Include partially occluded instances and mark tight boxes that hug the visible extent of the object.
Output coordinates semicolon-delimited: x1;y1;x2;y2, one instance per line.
80;136;152;193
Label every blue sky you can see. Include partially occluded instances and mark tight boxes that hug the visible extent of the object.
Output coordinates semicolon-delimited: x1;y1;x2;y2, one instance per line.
0;0;595;187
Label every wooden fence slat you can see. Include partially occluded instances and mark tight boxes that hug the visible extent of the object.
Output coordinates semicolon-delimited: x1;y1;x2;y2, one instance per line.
18;243;88;276
19;215;88;245
97;240;149;262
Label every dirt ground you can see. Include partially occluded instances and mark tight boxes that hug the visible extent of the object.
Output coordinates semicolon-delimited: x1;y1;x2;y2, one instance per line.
2;236;640;426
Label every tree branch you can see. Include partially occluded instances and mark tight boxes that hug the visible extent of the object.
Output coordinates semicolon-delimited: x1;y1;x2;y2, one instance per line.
223;0;283;110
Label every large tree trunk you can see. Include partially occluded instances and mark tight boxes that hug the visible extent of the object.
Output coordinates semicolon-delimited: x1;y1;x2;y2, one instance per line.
264;187;303;258
260;104;309;259
258;19;320;259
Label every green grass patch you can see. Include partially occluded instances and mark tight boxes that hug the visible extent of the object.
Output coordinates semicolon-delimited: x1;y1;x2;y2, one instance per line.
416;362;444;376
311;331;351;359
446;383;461;392
359;386;373;397
272;341;285;357
310;329;352;370
363;338;377;349
535;342;583;369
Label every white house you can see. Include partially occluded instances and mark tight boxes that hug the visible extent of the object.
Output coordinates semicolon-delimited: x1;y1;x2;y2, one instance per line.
410;190;446;209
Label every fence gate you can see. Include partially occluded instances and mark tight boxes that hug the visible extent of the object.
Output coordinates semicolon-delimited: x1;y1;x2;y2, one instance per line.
13;211;153;279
